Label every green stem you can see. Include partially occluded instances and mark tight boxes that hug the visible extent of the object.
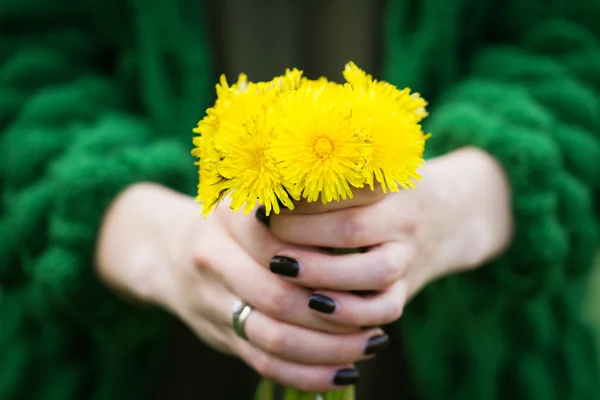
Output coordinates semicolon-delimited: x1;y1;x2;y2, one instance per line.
254;379;354;400
254;248;361;399
254;379;274;400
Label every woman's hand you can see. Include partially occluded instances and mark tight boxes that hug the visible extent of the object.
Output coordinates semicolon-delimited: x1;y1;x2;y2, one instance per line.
94;183;385;392
267;147;513;328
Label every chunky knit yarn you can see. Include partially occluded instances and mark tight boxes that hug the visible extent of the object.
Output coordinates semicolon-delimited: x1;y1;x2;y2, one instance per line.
0;0;599;399
383;0;600;398
0;0;212;399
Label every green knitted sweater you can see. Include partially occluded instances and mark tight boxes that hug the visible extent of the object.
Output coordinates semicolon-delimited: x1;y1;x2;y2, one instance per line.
384;0;600;398
0;0;598;399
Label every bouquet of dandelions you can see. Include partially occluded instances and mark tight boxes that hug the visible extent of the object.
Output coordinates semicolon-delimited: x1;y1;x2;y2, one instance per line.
192;62;428;400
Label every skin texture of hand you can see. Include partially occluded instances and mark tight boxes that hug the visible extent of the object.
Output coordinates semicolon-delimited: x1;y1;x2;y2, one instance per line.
93;147;511;390
267;147;513;328
95;183;384;392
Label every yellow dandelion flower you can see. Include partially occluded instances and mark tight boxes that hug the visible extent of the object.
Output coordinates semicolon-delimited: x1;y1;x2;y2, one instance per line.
265;68;305;91
343;62;428;192
196;163;225;216
269;79;369;204
193;70;304;216
192;63;429;217
216;105;294;215
193;73;249;140
194;133;226;216
343;62;428;122
193;68;305;151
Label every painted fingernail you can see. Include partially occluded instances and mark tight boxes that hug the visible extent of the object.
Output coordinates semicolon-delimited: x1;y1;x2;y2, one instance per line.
351;290;377;297
269;256;299;277
333;368;359;386
255;206;270;228
364;333;390;356
308;294;335;314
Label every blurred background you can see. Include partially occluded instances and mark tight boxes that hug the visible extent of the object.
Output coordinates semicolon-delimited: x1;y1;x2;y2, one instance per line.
208;0;384;82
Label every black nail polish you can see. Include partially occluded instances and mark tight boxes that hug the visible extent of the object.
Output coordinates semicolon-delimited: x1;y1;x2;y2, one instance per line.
269;256;299;277
308;294;335;314
333;368;359;386
364;333;390;356
255;206;270;228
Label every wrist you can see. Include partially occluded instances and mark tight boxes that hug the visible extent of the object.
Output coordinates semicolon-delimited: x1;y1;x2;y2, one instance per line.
429;147;513;271
95;183;197;309
459;147;513;268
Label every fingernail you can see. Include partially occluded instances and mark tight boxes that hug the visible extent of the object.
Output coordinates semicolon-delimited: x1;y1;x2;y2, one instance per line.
364;333;390;356
269;256;299;277
308;294;335;314
333;368;359;386
255;206;270;228
351;290;377;297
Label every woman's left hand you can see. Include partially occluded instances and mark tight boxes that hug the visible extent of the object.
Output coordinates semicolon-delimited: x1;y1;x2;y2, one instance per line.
266;147;513;328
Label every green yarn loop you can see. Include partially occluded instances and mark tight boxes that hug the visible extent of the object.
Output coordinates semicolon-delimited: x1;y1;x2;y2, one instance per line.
383;2;600;399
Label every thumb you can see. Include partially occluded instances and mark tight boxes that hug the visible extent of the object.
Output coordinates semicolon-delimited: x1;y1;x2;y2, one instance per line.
283;183;388;215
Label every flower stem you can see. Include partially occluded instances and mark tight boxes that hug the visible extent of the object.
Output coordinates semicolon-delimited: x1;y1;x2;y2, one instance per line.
254;379;354;400
255;379;274;399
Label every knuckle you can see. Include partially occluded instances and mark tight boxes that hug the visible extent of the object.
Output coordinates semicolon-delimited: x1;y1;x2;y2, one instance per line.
381;299;404;324
377;248;404;287
191;235;219;271
262;287;290;317
261;327;288;354
339;309;362;328
340;212;369;247
191;246;212;270
252;353;276;379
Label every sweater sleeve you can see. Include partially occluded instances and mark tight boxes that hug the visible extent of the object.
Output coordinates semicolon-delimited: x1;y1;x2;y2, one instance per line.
0;0;211;332
382;9;600;400
386;14;600;303
425;20;600;301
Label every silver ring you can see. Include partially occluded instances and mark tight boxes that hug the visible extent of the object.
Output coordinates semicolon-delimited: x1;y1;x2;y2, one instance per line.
232;300;252;340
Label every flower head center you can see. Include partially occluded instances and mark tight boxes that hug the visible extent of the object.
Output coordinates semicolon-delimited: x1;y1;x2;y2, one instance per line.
313;137;334;159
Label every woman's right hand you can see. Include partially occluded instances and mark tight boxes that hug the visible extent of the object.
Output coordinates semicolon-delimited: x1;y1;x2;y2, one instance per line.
95;183;384;392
